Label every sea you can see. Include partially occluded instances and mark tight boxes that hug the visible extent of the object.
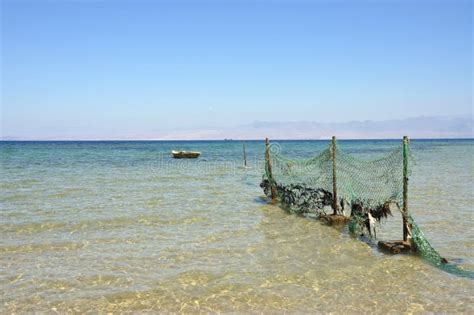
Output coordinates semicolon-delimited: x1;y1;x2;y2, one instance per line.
1;139;473;313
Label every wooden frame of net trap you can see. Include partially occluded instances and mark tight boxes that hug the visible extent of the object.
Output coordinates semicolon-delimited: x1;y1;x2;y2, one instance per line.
264;136;413;255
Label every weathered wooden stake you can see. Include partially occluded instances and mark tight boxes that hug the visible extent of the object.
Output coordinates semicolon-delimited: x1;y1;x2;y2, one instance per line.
265;138;276;201
378;240;411;254
332;136;339;215
243;141;247;167
402;136;409;241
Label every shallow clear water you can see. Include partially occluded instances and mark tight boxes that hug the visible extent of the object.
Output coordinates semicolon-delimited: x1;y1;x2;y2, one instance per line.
1;140;473;313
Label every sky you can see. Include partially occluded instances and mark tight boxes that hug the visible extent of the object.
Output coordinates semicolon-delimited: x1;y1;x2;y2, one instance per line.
1;0;472;139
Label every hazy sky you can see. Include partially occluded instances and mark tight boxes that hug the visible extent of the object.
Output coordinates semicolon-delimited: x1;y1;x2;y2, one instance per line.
1;0;472;138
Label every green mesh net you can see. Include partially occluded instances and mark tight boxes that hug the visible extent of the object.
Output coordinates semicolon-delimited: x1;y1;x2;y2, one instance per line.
406;213;473;279
261;140;473;279
265;142;408;208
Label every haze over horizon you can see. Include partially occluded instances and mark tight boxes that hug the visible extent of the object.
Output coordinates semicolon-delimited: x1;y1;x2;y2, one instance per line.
1;0;472;139
1;115;472;140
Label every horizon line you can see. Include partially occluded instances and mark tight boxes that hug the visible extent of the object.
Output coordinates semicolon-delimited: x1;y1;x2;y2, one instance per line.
1;136;473;142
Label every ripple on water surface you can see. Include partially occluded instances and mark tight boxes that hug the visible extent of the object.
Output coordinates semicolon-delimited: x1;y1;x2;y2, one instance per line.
1;140;473;313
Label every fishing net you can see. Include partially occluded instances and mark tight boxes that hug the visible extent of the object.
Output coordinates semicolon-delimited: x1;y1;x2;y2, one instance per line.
406;213;474;279
406;213;446;264
261;140;474;278
262;140;408;216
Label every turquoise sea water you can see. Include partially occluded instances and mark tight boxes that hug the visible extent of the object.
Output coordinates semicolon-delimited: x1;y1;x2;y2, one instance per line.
1;139;473;313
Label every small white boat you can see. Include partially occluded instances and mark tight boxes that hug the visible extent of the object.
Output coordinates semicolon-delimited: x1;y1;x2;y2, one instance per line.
171;150;201;159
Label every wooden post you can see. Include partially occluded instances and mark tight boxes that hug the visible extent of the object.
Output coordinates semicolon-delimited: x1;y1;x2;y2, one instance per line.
332;136;339;215
265;138;276;201
243;141;247;167
402;136;409;241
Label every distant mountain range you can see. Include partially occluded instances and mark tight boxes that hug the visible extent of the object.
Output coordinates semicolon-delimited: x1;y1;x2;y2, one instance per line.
1;115;472;140
154;115;473;140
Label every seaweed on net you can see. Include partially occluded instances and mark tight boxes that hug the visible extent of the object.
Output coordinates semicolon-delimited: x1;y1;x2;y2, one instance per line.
260;179;332;215
348;200;392;238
